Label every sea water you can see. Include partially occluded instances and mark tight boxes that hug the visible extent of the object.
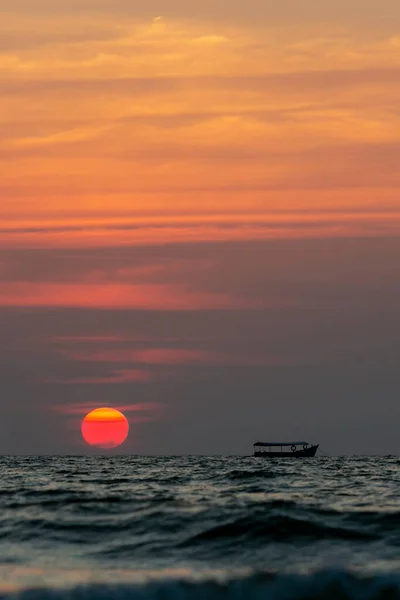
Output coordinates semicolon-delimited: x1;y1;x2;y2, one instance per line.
0;456;399;599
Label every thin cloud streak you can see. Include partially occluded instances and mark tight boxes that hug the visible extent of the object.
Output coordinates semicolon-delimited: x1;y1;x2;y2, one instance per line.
55;402;161;414
2;68;400;96
63;347;295;368
1;212;400;249
45;368;151;385
0;282;254;310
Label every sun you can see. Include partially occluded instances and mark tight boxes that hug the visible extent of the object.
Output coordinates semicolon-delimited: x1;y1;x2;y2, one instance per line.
81;408;129;449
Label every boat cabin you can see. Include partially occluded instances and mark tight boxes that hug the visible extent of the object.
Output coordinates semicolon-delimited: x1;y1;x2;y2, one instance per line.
253;441;319;458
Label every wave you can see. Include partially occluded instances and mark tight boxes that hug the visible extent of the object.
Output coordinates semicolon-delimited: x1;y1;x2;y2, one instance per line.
181;514;376;546
224;468;279;480
3;571;400;600
4;504;399;550
1;457;399;575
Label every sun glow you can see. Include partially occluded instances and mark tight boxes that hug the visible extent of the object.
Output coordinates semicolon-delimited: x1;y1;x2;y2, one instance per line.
81;408;129;449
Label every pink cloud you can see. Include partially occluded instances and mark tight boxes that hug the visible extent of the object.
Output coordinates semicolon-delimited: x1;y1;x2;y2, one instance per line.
53;335;127;343
67;348;212;365
0;282;249;310
1;212;400;250
50;335;189;344
135;348;211;364
64;346;290;367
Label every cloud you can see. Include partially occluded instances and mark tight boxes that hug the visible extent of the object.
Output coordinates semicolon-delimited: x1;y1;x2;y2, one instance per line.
2;68;400;97
53;335;128;343
1;12;399;227
1;211;400;250
62;346;295;368
66;347;213;365
5;0;400;28
0;76;182;97
0;281;251;309
54;401;160;421
0;28;126;52
132;348;213;364
46;368;151;384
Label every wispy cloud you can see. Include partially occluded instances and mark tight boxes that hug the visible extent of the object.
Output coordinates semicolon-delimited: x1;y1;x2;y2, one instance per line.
0;282;252;309
55;401;160;413
46;368;151;385
55;401;160;417
63;346;293;368
1;12;399;232
1;212;400;249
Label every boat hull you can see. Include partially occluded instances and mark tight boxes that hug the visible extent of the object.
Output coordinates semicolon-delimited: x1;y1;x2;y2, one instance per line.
254;444;319;458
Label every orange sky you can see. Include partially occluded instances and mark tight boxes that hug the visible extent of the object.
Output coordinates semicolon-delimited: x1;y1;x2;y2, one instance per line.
1;3;400;250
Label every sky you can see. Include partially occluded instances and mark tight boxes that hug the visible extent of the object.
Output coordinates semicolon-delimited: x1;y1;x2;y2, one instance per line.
0;0;400;455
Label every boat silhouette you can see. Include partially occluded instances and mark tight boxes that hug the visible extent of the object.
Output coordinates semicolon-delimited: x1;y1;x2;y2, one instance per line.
254;441;319;458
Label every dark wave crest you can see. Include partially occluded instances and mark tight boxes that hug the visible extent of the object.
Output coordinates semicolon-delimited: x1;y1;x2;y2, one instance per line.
181;513;376;546
224;468;279;481
3;571;400;600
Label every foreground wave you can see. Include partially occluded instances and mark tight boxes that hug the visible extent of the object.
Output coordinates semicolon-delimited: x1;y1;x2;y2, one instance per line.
3;571;400;600
0;457;399;576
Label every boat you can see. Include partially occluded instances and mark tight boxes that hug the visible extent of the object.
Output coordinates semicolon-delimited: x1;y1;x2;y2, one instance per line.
253;441;319;458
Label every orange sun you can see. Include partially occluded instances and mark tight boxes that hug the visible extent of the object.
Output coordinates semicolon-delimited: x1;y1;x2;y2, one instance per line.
81;407;129;449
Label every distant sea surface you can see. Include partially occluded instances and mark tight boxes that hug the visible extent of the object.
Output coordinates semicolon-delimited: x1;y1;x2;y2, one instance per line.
0;456;399;599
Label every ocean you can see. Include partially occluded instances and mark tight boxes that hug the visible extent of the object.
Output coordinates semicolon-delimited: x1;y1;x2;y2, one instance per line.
0;456;399;599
